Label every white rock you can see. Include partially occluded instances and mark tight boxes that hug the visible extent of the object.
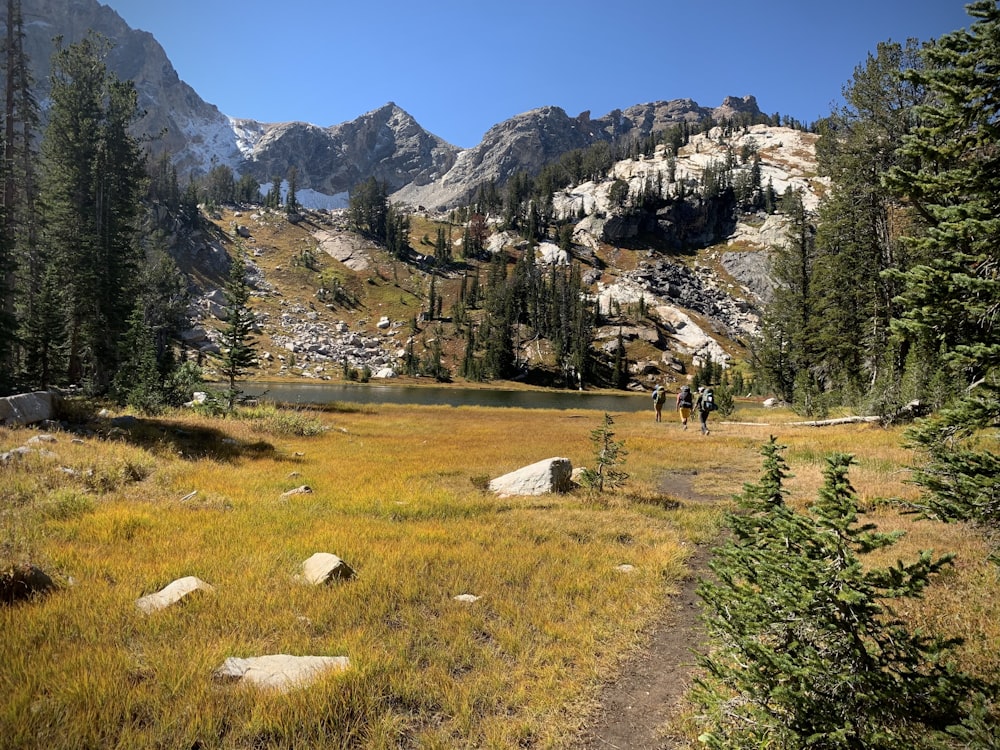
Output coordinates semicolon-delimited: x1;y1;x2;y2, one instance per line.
453;594;481;603
136;576;215;614
213;654;350;691
489;457;573;498
0;391;57;427
298;553;356;585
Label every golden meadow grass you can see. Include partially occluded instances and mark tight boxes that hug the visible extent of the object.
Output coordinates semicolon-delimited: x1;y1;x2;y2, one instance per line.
1;402;997;748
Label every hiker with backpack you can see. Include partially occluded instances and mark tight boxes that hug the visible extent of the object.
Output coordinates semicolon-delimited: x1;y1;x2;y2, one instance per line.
651;384;667;422
694;386;717;435
676;385;693;429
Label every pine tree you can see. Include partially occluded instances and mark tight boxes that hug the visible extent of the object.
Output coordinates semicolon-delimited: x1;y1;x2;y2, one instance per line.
112;302;163;413
2;0;40;393
37;32;145;392
884;2;1000;536
218;248;258;412
611;329;626;389
696;438;977;750
285;166;299;214
752;189;817;407
811;39;930;410
579;413;628;493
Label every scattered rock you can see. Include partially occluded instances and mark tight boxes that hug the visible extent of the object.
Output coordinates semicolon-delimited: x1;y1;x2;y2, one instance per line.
453;594;481;603
135;576;215;614
615;564;636;573
1;564;56;605
281;485;313;497
489;457;573;497
298;553;356;585
213;654;350;691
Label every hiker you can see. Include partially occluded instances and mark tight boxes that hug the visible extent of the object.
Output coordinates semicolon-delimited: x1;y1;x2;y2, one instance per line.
693;386;716;435
651;384;666;422
676;384;693;429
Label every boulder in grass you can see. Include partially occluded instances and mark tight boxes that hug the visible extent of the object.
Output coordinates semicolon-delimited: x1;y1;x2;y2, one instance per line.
489;457;573;497
213;654;350;691
0;391;58;427
453;594;481;603
298;553;356;585
281;485;313;498
1;564;55;605
135;576;215;614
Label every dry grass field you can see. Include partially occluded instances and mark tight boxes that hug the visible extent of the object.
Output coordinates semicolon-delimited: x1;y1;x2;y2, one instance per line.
1;399;997;748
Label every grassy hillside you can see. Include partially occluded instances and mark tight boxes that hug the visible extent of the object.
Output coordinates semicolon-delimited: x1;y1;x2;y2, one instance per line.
194;206;715;391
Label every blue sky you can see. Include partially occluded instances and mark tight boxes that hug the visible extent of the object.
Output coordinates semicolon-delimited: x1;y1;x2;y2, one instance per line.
104;0;975;149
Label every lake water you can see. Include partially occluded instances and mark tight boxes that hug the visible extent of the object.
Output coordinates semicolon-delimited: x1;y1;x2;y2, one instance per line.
239;381;650;413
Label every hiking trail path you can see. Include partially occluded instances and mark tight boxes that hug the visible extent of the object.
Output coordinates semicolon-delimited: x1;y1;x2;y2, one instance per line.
576;470;723;750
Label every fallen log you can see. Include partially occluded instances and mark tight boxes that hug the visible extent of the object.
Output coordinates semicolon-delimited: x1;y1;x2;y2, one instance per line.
789;416;881;427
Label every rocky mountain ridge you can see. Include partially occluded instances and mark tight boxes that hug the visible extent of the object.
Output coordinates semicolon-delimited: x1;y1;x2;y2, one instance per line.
178;122;822;389
11;0;767;211
8;0;823;390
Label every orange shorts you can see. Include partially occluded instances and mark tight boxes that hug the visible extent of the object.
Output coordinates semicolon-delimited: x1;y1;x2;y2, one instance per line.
678;407;692;421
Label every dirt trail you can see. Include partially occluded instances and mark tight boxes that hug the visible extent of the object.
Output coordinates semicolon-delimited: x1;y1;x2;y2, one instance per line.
576;472;719;750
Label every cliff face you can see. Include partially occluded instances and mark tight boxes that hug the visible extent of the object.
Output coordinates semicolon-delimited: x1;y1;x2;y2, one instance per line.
15;0;242;178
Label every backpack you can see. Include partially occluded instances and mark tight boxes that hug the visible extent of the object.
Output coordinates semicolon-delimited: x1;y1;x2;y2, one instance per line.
703;389;717;411
678;386;693;408
652;386;666;405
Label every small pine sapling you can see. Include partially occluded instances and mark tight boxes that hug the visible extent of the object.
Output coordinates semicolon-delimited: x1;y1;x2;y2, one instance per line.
580;412;628;493
695;437;980;750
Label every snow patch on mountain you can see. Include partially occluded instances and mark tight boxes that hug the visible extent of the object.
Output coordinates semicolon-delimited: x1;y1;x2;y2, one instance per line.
230;118;268;157
261;180;348;210
175;112;243;173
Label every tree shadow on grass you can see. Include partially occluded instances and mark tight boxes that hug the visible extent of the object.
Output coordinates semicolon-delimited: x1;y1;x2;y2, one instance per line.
66;409;278;463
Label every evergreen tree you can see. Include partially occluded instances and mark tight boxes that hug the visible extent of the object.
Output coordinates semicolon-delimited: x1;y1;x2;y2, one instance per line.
696;439;977;749
885;2;1000;534
204;164;235;206
611;329;626;389
348;177;388;242
235;172;261;204
17;260;66;388
752;189;817;407
434;226;450;264
37;33;145;392
218;248;258;411
112;301;163;413
0;0;23;388
285;166;299;213
811;39;930;409
2;0;40;393
478;252;515;379
579;413;628;493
